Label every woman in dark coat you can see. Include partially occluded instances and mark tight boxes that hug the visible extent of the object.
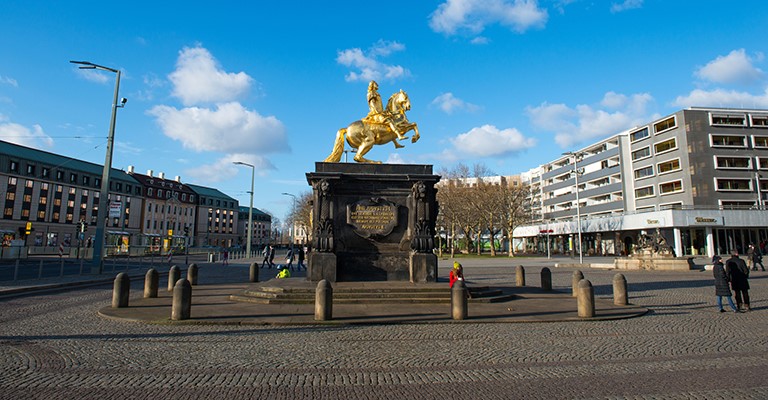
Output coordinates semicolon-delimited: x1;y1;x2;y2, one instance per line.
727;251;751;311
713;255;738;313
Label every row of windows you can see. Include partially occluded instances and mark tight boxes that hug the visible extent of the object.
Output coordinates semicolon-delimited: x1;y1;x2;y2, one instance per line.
710;134;768;148
631;138;679;161
635;179;684;199
146;187;195;202
629;116;678;143
633;158;683;180
709;113;768;128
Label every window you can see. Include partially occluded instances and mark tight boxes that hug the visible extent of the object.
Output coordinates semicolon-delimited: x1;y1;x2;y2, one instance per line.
26;164;35;175
39;197;47;205
715;156;751;169
630;127;650;142
759;158;768;170
711;113;746;126
68;187;76;195
5;192;15;201
56;170;64;181
23;194;32;202
9;161;18;172
181;193;187;201
157;189;162;198
654;116;676;133
94;178;100;187
4;208;13;217
38;210;45;219
126;184;131;193
715;178;751;191
751;115;768;127
721;201;756;209
69;173;77;183
82;176;90;185
147;188;153;196
25;180;34;188
8;177;16;186
657;159;681;174
631;147;651;161
711;135;746;147
754;136;768;148
42;167;50;178
654;138;677;154
659;180;683;195
115;182;122;191
635;186;655;199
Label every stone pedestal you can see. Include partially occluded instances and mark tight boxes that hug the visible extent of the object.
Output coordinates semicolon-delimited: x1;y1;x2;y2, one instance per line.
306;162;440;282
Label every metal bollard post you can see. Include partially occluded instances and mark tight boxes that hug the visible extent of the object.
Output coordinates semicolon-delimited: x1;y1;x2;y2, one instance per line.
314;279;333;321
168;265;180;292
452;279;468;320
515;265;526;287
540;267;552;291
250;262;259;283
187;263;198;286
144;268;159;298
112;272;130;308
572;270;584;297
577;279;595;318
613;273;628;306
171;279;192;321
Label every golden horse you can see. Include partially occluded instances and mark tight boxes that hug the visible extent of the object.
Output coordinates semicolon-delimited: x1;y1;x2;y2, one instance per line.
324;90;419;163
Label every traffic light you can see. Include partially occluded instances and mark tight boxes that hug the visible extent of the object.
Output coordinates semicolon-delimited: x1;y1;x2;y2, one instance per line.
25;221;33;235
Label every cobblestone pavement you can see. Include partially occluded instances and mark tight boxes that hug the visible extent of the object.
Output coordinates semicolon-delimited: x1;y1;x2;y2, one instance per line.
1;257;767;399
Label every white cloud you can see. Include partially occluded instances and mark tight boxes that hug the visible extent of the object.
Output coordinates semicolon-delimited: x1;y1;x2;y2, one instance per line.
431;92;480;114
169;46;253;106
76;69;110;84
527;92;656;148
336;40;410;82
673;88;768;109
115;141;143;156
0;75;18;87
695;49;764;85
610;0;643;13
450;124;536;157
185;153;275;183
148;102;288;154
0;121;54;149
429;0;548;36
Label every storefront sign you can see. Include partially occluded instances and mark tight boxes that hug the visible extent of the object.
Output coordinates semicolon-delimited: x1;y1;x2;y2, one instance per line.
108;201;122;218
686;216;723;226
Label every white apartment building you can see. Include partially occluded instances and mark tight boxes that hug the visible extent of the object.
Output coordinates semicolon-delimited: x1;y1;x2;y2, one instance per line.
514;107;768;258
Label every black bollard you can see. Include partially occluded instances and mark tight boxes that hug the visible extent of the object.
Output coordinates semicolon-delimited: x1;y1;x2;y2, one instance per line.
172;279;192;321
515;265;526;287
168;265;180;292
187;263;198;286
112;272;130;308
315;279;333;321
452;279;468;320
613;273;628;306
144;268;158;298
572;270;584;297
540;267;552;291
577;279;595;318
250;262;259;283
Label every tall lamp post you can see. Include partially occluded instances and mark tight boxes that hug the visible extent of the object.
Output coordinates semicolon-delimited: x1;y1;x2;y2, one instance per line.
563;151;584;264
281;192;297;254
70;60;125;274
233;161;255;257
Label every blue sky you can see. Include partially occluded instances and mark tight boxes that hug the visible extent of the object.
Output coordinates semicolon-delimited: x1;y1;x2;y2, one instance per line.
1;0;767;221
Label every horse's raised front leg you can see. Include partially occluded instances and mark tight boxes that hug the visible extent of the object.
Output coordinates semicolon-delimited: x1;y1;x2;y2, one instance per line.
410;123;419;143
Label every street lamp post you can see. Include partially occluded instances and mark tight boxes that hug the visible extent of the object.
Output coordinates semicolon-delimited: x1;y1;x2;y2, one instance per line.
281;192;297;255
70;60;125;274
233;161;255;257
563;151;584;264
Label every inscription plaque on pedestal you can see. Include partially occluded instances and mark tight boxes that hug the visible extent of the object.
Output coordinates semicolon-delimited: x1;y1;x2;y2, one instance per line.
347;199;398;238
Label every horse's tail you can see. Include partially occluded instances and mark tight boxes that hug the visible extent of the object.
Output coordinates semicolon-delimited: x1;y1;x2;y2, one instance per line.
324;128;346;162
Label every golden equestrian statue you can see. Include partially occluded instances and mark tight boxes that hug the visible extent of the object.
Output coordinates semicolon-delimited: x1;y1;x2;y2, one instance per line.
324;80;420;163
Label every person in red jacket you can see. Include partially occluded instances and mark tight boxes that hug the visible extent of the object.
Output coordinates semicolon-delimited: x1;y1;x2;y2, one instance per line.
449;261;464;288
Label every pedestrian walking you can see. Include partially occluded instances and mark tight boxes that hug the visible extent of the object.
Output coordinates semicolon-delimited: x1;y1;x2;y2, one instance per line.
268;245;276;269
712;255;738;313
727;250;751;312
222;249;229;266
752;247;765;271
261;245;270;268
297;246;306;271
747;244;755;271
